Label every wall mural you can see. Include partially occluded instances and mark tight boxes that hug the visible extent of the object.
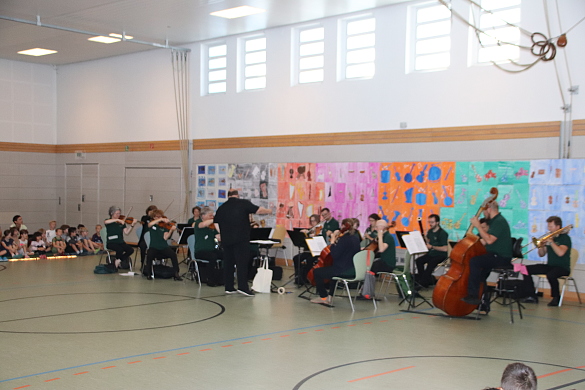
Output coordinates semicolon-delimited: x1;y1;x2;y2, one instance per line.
195;159;584;264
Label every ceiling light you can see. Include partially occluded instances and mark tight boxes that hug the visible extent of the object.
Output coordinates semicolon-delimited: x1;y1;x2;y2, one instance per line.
210;5;266;19
88;36;121;44
109;33;134;40
18;48;57;56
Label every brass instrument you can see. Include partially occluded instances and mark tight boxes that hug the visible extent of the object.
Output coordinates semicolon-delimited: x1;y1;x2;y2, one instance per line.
523;225;573;255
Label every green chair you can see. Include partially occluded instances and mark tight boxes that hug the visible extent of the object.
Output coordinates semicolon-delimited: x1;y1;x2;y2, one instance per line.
331;250;376;311
377;251;413;303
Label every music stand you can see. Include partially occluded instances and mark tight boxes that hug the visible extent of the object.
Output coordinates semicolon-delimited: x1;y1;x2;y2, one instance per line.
250;228;272;241
398;230;433;311
176;227;194;265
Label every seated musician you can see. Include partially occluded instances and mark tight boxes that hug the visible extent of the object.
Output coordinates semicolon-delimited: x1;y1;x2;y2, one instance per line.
351;218;363;241
310;219;360;304
369;219;396;274
145;209;182;281
294;214;321;285
462;202;512;305
414;214;449;288
362;213;381;248
320;208;340;244
194;206;222;262
104;206;137;269
521;216;571;306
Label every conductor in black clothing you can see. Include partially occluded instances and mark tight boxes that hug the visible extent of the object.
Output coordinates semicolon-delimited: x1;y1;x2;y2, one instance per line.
214;190;273;296
310;219;360;305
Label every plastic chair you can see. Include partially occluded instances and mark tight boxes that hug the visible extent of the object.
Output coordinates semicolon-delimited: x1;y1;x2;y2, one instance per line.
535;248;581;307
98;226;115;265
270;225;289;266
185;235;209;285
331;250;376;311
377;251;412;303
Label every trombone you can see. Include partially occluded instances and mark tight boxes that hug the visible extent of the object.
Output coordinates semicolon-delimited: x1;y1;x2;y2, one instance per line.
522;224;573;256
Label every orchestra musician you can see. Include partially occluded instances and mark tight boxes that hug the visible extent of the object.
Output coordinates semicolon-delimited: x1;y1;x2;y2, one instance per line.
294;214;321;285
213;189;272;296
369;219;396;274
193;206;222;262
300;214;321;238
362;213;381;248
521;216;571;306
104;206;137;269
187;206;202;227
414;214;449;288
145;209;182;281
320;208;340;244
310;218;360;304
462;201;512;306
138;205;157;271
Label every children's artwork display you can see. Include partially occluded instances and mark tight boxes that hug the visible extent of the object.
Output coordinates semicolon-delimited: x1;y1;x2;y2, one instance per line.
194;159;585;264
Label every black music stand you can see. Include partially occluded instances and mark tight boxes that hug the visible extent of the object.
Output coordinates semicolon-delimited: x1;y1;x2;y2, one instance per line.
280;230;311;290
176;227;194;266
396;231;433;311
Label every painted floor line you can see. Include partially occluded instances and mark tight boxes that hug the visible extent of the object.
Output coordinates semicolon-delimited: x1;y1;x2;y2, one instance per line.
348;365;415;382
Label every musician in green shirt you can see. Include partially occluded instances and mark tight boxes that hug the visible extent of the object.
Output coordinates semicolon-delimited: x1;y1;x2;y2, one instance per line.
320;208;340;244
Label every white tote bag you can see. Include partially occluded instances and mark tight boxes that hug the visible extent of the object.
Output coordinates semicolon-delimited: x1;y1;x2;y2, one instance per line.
252;258;273;293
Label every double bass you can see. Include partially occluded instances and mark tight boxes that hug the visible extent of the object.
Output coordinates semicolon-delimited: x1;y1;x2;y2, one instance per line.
432;187;498;317
306;221;352;285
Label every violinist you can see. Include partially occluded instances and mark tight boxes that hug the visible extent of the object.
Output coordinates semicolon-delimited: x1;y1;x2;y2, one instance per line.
193;206;222;262
145;209;182;281
362;214;381;248
320;208;340;244
300;214;321;238
414;214;449;288
363;219;396;275
187;206;202;227
104;206;137;269
310;218;360;304
294;214;321;285
462;201;512;306
138;205;157;270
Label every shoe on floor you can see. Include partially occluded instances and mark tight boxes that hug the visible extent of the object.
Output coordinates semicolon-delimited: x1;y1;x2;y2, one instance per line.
461;296;481;305
225;290;238;294
237;289;255;297
548;297;560;306
522;296;538;304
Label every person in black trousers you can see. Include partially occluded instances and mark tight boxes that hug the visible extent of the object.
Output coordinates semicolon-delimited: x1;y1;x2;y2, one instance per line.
213;190;272;296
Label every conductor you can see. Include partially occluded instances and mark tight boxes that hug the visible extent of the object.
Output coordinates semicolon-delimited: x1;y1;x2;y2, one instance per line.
214;190;273;296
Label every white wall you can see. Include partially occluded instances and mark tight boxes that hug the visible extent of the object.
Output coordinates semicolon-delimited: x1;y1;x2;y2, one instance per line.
53;0;584;146
0;59;56;144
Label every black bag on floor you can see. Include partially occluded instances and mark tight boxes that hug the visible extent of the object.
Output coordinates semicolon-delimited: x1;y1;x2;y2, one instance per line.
153;264;174;279
202;260;224;287
271;266;283;281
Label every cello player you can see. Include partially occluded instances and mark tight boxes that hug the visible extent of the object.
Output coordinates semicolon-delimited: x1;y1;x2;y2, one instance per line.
462;201;512;305
310;218;360;305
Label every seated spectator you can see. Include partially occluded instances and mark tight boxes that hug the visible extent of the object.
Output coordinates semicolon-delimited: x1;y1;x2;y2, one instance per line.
10;215;28;231
46;221;57;243
52;228;66;255
65;227;84;255
29;232;50;258
0;229;12;259
500;362;537;390
79;227;100;254
18;230;34;258
2;228;21;259
60;225;70;240
91;225;104;251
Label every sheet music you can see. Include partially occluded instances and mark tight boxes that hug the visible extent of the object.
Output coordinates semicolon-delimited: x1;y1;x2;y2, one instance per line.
306;236;327;256
402;230;428;254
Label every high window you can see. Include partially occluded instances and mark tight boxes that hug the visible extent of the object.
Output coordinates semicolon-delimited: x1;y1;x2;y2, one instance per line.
241;36;266;90
340;16;376;80
472;0;521;64
205;43;227;94
410;2;451;72
296;26;325;84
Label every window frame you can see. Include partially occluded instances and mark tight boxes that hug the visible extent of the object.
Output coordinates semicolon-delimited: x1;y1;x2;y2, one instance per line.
338;14;376;81
238;34;267;92
202;41;228;95
292;24;325;85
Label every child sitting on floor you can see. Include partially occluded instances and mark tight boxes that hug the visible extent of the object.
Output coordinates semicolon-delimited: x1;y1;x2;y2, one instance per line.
65;227;84;255
52;228;66;256
45;221;57;244
91;225;105;251
79;227;100;254
29;231;50;258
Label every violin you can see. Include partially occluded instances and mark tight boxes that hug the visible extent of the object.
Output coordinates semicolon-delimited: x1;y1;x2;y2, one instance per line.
119;215;135;225
307;221;352;286
363;220;395;252
157;216;176;230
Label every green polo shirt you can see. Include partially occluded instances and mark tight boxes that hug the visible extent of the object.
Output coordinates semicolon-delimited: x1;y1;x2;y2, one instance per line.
379;231;397;268
322;218;340;240
194;222;218;252
485;213;512;258
427;227;448;257
105;221;125;244
547;233;571;271
149;225;169;250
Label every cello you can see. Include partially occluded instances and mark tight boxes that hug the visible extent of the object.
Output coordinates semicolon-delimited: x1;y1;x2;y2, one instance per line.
306;221;352;285
432;187;498;317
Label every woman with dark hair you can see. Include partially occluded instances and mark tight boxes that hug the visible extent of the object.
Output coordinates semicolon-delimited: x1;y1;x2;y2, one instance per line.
362;213;381;248
138;205;157;271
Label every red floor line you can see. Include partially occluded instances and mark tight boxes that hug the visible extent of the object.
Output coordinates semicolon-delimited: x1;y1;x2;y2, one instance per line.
176;353;190;356
537;368;574;379
347;324;356;327
221;345;233;348
348;366;415;382
153;356;166;359
200;349;212;351
298;332;308;334
331;326;341;329
101;366;116;369
44;378;60;382
242;341;253;344
73;371;89;375
128;361;142;364
14;385;31;389
380;320;388;322
261;338;272;340
396;318;404;320
315;329;324;332
280;335;290;337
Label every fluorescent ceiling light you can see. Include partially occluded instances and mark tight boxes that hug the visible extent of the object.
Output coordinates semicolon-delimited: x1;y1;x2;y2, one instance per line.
88;36;121;44
109;33;134;40
210;5;266;19
18;48;57;56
